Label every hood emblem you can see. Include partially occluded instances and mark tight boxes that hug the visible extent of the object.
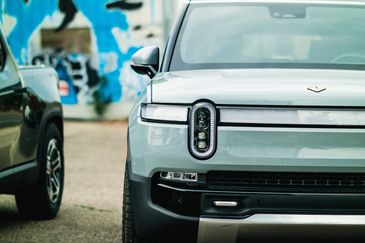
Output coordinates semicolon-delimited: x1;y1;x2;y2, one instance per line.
308;85;326;93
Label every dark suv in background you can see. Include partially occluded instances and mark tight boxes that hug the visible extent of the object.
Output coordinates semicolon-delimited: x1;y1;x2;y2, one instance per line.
0;25;64;219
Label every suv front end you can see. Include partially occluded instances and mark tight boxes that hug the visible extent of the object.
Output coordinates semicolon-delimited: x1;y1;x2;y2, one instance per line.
124;1;365;242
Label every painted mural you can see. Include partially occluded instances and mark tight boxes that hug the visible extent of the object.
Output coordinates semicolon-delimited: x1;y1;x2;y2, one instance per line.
0;0;158;109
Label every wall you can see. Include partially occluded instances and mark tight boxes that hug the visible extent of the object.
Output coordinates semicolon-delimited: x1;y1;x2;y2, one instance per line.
1;0;178;119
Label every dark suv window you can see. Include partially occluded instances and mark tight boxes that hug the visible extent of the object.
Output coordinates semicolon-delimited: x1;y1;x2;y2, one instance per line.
0;34;19;91
170;3;365;71
0;37;6;71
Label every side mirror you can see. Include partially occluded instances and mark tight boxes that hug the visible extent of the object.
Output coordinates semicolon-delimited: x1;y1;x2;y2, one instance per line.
131;46;159;79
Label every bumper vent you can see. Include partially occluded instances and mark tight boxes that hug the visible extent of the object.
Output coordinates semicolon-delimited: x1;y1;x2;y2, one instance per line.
207;171;365;193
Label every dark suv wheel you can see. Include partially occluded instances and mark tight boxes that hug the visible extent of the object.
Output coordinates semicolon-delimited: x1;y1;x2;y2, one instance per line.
15;123;64;219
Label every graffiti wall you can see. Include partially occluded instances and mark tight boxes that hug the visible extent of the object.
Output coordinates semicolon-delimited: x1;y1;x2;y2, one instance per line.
1;0;169;118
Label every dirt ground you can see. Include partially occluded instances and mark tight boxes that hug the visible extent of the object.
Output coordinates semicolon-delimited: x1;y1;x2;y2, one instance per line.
0;121;128;243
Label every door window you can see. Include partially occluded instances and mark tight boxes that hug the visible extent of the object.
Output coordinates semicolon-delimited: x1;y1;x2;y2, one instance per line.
0;37;6;71
0;34;19;91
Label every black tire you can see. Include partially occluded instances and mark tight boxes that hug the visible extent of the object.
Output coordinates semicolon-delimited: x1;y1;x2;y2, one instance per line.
123;162;141;243
15;123;64;220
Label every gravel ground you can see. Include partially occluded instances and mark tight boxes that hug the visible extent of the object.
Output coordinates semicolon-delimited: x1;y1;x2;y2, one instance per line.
0;121;128;243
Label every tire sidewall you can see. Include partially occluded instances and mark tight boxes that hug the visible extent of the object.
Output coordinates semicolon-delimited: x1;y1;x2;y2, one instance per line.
38;123;64;215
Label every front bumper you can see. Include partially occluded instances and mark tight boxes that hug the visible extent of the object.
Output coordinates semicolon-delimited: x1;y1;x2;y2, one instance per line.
198;214;365;243
129;171;199;243
128;119;365;242
129;169;365;243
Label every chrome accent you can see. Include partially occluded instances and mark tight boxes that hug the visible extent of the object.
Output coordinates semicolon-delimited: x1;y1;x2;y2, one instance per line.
198;214;365;243
46;139;62;204
219;107;365;126
189;102;217;159
213;201;238;207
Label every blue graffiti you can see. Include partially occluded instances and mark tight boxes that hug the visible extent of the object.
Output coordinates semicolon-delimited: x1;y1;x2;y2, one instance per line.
4;0;58;63
73;0;141;102
3;0;143;103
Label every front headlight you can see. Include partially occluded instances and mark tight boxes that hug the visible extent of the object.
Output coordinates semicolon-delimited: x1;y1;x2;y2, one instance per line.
140;104;188;123
189;102;217;160
140;102;218;160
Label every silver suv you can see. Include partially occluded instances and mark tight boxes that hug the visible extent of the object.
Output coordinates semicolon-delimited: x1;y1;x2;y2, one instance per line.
123;1;365;242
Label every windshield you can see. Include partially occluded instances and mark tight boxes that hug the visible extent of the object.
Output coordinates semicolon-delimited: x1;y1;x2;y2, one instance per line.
170;3;365;71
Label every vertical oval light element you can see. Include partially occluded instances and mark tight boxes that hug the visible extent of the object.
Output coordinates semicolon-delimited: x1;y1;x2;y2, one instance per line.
189;102;217;160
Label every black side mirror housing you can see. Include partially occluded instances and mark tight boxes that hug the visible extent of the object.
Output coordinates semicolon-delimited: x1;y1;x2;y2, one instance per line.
131;46;159;79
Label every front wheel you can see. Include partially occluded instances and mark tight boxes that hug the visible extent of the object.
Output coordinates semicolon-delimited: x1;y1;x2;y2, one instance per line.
15;123;64;220
122;162;143;243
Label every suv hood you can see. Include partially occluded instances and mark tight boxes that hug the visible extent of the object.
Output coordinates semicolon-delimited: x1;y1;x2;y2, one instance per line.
152;69;365;106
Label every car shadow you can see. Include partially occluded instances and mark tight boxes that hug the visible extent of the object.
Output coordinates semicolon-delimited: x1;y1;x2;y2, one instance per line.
0;196;32;230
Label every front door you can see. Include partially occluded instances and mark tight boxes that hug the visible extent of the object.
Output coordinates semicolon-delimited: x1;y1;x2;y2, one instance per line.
0;34;23;171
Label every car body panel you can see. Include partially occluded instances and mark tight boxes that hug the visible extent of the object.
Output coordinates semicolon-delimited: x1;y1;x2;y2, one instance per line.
20;66;60;104
129;0;365;179
129;117;365;178
152;69;365;106
0;85;23;170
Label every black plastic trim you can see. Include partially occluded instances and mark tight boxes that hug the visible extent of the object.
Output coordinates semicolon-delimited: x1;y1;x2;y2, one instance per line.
0;161;36;179
0;160;39;193
157;182;365;196
0;82;22;95
165;3;190;72
128;167;199;243
154;182;365;220
39;108;64;141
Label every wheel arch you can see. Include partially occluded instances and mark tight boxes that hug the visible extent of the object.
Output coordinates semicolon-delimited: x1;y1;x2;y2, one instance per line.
39;108;64;144
46;115;64;142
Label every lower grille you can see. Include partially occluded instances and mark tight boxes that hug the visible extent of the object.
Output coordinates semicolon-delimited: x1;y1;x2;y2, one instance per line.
207;171;365;193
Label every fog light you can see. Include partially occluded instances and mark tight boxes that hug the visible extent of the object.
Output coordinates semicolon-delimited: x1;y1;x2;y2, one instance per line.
173;172;182;179
160;172;198;182
184;173;198;181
